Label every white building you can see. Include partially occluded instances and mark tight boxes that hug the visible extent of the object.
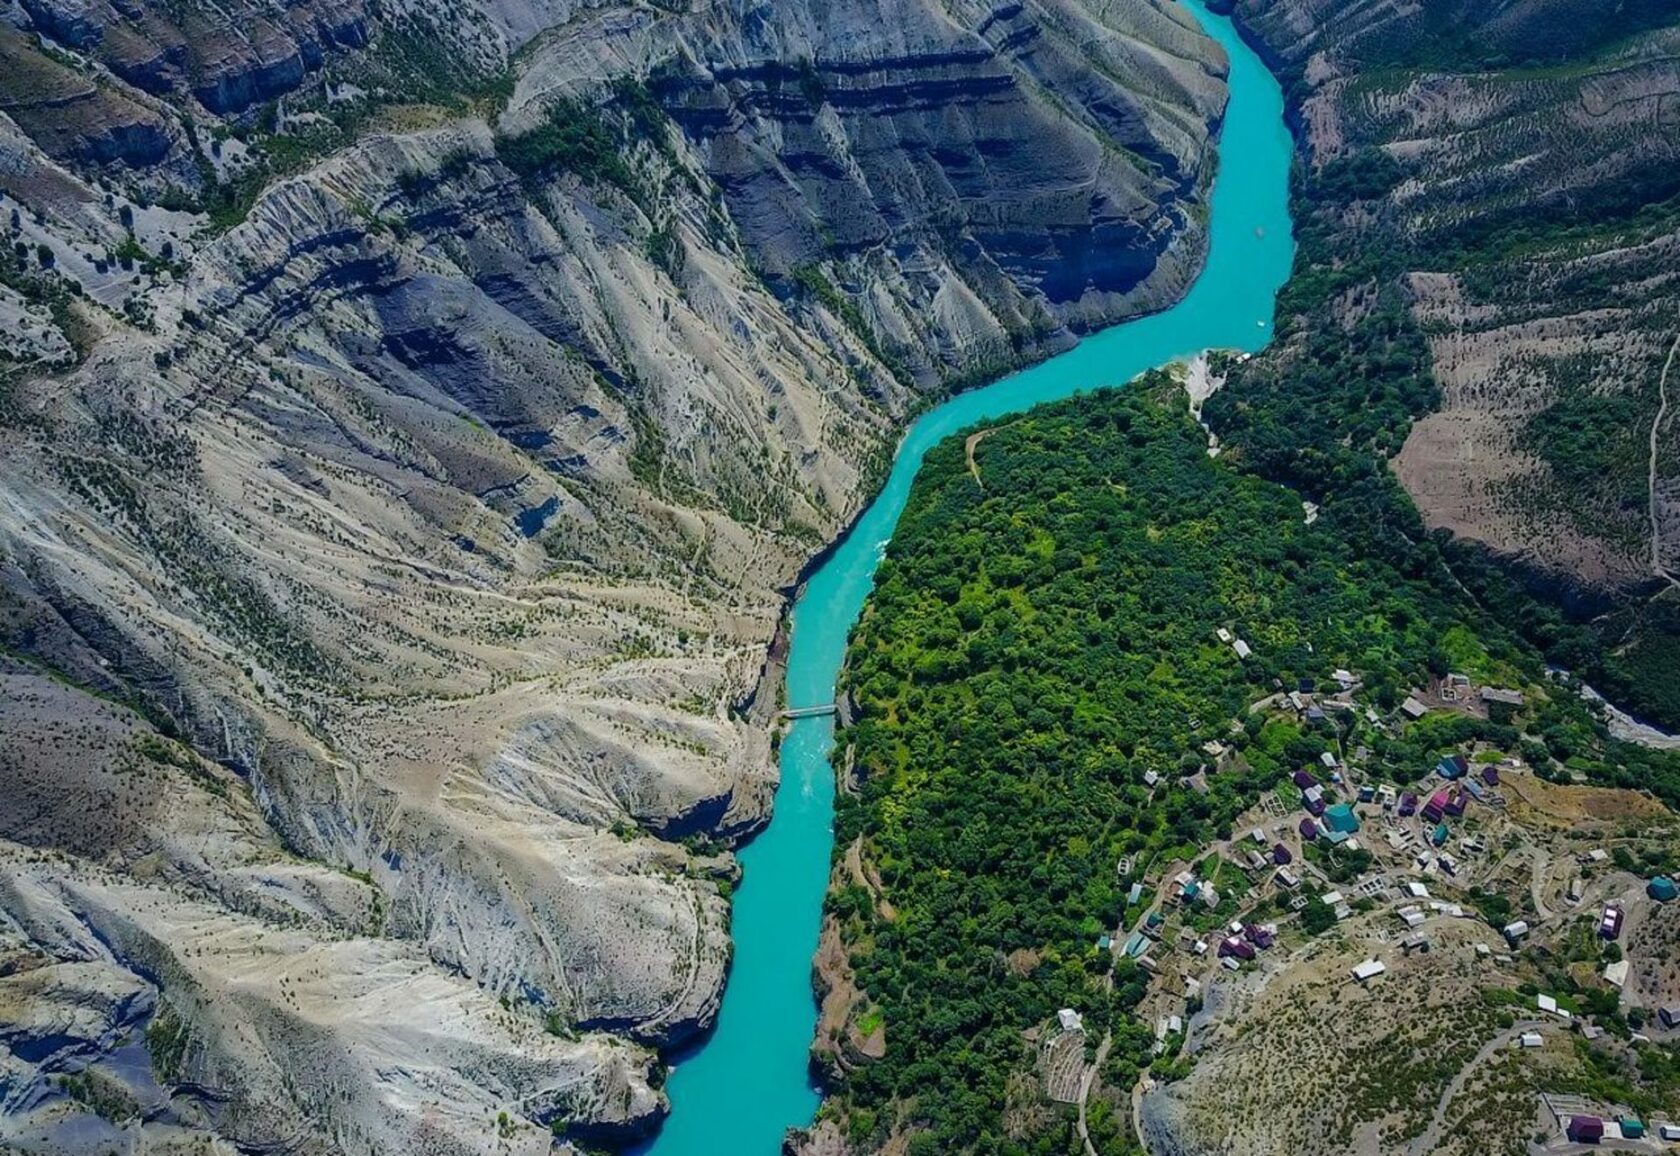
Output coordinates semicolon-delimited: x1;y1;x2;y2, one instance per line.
1058;1008;1084;1033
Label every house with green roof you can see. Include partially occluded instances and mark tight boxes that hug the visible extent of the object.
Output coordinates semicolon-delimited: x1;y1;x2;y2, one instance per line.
1324;803;1360;836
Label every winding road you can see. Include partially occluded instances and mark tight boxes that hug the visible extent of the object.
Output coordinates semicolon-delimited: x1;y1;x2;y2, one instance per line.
1404;1021;1543;1156
1650;329;1679;586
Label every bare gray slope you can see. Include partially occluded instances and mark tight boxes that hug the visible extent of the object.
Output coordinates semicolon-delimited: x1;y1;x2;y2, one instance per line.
0;0;1227;1150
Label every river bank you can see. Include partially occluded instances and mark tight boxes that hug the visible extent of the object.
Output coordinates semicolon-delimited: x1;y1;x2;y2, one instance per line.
632;2;1296;1152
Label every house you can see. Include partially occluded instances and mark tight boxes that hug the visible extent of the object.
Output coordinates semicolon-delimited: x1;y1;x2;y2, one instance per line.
1288;691;1306;711
1245;924;1275;949
1292;770;1316;790
1057;1008;1085;1033
1659;1005;1680;1029
1218;937;1255;961
1250;828;1268;845
1567;878;1584;903
1124;932;1151;959
1443;790;1467;818
1232;639;1252;660
1399;907;1426;928
1438;754;1470;781
1421;790;1450;823
1649;876;1679;902
1305;705;1328;723
1324;803;1360;835
1463;779;1486;802
1659;1123;1680;1141
1621;1118;1645;1140
1128;882;1145;906
1299;817;1319;841
1276;866;1300;889
1503;920;1530;942
1407;881;1430;899
1378;785;1397;808
1480;764;1500;786
1398;791;1419;817
1519;1032;1543;1048
1599;905;1624;940
1272;843;1293;865
1320;751;1338;769
1320;890;1345;908
1351;959;1386;983
1400;697;1428;719
1333;668;1355;689
1199;884;1221;909
1480;686;1525;707
1357;784;1375;803
1401;933;1430;954
1604;959;1630;987
1538;994;1558;1014
1305;793;1327;817
1566;1116;1603;1144
1143;769;1161;787
1098;934;1114;951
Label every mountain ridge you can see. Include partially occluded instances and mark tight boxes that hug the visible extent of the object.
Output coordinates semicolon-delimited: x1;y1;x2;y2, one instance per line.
0;1;1230;1151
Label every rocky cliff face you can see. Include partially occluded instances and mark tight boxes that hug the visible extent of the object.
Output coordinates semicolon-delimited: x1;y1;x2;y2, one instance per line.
0;1;1226;1151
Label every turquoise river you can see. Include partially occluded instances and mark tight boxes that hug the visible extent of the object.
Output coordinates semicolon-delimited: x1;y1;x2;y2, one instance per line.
636;1;1295;1152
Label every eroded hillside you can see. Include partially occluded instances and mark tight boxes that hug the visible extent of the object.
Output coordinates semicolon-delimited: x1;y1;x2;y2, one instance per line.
1207;0;1680;728
0;0;1228;1152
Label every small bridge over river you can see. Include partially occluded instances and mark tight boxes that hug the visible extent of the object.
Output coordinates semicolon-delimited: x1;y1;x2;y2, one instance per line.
781;704;838;720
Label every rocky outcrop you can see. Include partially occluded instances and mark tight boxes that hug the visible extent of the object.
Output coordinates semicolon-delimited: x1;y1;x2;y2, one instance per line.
0;0;1227;1150
0;28;172;167
513;0;1226;380
18;0;372;114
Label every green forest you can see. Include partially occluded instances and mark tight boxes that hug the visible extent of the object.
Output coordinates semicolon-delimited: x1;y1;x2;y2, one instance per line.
823;379;1680;1154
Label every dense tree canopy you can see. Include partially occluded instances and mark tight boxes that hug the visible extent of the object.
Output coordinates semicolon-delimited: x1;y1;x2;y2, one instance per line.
823;380;1680;1154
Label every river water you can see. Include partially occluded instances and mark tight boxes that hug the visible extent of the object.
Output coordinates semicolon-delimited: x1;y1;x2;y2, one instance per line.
636;2;1295;1152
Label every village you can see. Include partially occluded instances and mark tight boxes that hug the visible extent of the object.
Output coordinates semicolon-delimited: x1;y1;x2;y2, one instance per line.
1045;640;1680;1153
